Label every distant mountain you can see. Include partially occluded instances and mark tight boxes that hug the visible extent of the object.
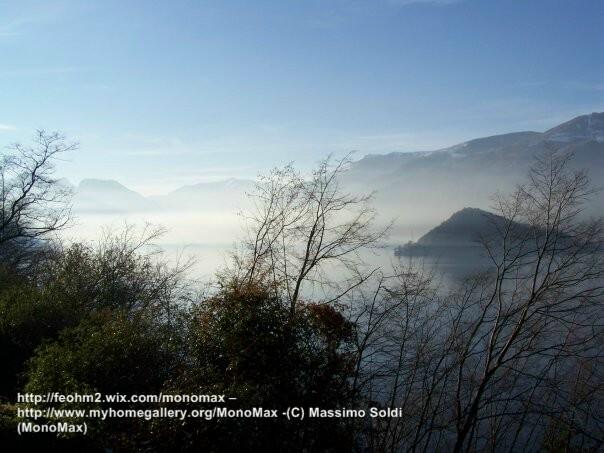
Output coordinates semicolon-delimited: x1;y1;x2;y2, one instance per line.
168;178;253;194
70;113;604;224
415;207;503;246
73;179;157;213
72;178;255;214
150;178;254;210
395;207;514;257
345;112;604;226
544;112;604;143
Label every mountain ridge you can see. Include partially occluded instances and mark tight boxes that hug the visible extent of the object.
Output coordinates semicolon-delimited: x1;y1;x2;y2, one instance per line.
346;112;604;225
72;112;604;218
357;112;603;164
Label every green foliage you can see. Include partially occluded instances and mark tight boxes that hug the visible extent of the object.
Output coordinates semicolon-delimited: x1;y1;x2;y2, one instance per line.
0;265;24;292
189;282;355;404
25;310;177;396
39;241;179;313
0;237;184;398
1;234;358;451
159;281;357;451
0;283;86;396
23;309;180;449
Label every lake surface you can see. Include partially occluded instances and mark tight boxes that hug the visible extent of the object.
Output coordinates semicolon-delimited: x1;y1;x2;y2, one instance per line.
64;210;490;289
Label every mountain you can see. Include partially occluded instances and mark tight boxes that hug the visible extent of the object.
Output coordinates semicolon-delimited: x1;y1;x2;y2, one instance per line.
345;113;604;228
72;177;255;214
70;113;604;225
414;207;503;247
544;112;604;143
395;207;516;257
150;178;254;210
73;179;158;213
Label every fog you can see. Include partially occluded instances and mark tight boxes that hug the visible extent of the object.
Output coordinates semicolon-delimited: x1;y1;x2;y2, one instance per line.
63;113;604;285
64;202;488;288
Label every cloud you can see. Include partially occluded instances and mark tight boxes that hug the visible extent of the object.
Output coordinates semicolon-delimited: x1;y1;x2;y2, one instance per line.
0;123;16;132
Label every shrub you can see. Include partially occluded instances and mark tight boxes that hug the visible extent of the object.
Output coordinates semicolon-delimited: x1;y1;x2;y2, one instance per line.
158;281;357;451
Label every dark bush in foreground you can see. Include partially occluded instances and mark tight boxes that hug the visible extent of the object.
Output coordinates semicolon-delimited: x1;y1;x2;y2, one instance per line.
154;281;358;452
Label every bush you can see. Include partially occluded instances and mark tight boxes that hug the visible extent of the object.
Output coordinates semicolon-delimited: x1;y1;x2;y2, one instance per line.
23;310;180;450
159;281;358;451
0;283;87;397
0;235;187;398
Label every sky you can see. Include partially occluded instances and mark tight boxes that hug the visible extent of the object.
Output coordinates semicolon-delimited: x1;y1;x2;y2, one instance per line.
0;0;603;195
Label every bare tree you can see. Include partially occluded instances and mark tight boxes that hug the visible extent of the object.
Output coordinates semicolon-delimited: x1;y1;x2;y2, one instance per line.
445;151;604;452
354;151;604;452
227;154;389;317
0;130;76;257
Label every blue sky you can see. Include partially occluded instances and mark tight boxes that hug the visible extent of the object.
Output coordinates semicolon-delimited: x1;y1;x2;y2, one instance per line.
1;0;602;194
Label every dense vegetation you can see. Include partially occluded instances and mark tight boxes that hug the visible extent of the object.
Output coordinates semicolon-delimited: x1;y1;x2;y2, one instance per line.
1;133;602;451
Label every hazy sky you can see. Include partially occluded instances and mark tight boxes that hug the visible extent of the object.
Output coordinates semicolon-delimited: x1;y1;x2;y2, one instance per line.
1;0;602;194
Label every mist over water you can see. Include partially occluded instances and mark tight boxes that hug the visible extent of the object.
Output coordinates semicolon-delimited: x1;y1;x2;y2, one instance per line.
64;210;242;280
63;112;604;290
64;207;487;291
